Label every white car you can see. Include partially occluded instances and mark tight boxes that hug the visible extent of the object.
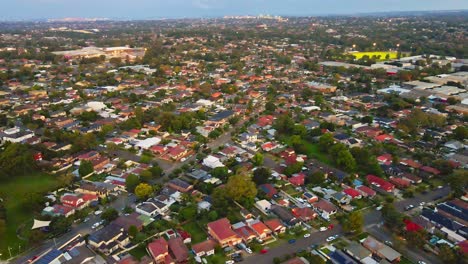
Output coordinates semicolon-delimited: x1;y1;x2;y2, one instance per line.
319;227;328;232
92;223;100;229
94;210;102;216
326;236;336;242
304;233;311;238
225;261;235;264
376;205;383;211
245;248;252;254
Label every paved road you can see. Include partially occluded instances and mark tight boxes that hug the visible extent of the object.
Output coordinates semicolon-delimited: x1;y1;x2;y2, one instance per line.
394;186;450;212
241;226;343;264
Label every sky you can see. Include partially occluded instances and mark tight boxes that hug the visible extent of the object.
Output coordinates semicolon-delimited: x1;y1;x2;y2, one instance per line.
1;0;467;20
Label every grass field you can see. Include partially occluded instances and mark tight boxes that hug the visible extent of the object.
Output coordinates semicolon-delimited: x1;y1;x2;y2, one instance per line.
347;51;401;61
0;173;60;258
284;137;332;165
182;221;207;244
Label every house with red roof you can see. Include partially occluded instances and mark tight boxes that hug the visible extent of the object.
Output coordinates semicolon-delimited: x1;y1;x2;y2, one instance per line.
147;238;174;264
264;219;286;234
375;134;394;142
249;221;273;240
60;193;98;209
389;177;411;189
399;159;422;169
257;115;274;127
357;185;377;198
233;225;257;243
420;166;441;176
377;154;392;165
403;219;423;232
168;237;189;263
191;239;216;257
292;207;317;222
312;199;338;220
262;142;279;152
343;188;362;199
207;218;241;248
367;175;395;193
289;173;305;186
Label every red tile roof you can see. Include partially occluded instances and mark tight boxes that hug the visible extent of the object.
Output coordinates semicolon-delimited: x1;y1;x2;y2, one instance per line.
207;218;237;241
343;188;361;198
250;221;271;236
264;219;283;232
366;175;395;192
168;237;189;263
357;185;376;196
192;239;216;255
147;238;169;259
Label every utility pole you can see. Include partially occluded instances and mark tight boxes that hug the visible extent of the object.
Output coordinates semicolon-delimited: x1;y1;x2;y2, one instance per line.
7;247;12;259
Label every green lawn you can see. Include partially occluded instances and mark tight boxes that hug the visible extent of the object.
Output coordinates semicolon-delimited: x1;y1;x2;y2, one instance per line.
129;245;149;260
283;137;332;165
182;221;207;244
0;173;60;259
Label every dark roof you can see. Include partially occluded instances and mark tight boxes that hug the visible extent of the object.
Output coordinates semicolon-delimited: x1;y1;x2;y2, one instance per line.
35;249;62;264
329;250;359;264
209;110;234;122
89;223;125;244
421;208;463;231
438;202;468;222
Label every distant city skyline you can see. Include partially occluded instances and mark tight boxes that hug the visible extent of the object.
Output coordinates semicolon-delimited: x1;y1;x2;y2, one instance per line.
1;0;468;20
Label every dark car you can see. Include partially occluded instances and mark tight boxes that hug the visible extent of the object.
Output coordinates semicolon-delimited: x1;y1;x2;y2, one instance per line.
288;239;296;244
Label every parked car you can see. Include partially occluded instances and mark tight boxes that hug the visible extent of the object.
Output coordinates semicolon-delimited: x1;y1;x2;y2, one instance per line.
94;210;103;215
245;248;252;254
404;205;414;211
260;249;268;254
83;217;90;223
304;233;311;238
225;261;235;264
384;240;393;246
418;261;427;264
288;239;296;244
376;205;383;211
326;236;336;242
319;227;328;232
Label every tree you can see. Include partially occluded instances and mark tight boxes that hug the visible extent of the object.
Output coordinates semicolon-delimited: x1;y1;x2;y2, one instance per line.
306;171;325;185
284;162;303;176
253;167;271;185
179;205;197;221
0;143;36;179
341;211;363;233
404;229;427;248
149;165;163;178
252;153;264;166
453;126;468;141
438;244;457;263
211;187;230;212
448;170;467;198
101;208;118;222
336;149;357;172
50;216;71;235
265;101;277;113
57;173;74;187
139;170;153;182
125;174;140;193
211;167;229;181
382;204;404;231
225;174;257;205
361;116;373;124
78;160;94;177
135;183;153;200
318;133;334;151
128;225;138;238
208;210;219;221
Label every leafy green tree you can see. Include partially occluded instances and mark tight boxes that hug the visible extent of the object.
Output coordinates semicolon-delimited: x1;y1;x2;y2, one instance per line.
448;170;467;197
135;183;153;200
252;153;264;166
318;133;334;151
453;126;468;141
128;225;138;238
336;149;357;172
125;174;140;193
78;160;94;177
139;170;153;182
101;208;119;222
225;174;257;205
50;216;72;235
341;211;363;233
306;171;326;185
253;167;271;185
0;143;36;179
211;167;229;181
179;205;197;221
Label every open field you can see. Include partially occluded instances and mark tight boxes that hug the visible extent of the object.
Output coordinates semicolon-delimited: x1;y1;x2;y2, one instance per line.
347;51;409;61
0;173;59;258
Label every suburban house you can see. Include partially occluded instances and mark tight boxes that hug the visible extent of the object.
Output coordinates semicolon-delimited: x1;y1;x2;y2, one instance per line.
292;207;317;222
366;175;395;193
191;239;216;257
362;236;401;263
312;199;338;220
147;238;174;264
168;179;193;193
60;193;98;209
248;220;273;240
264;219;286;234
207;218;242;247
88;223;130;255
356;185;377;198
271;205;299;226
168;237;189;263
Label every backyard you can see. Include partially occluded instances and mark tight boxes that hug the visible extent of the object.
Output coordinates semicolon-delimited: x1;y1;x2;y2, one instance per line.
0;173;60;259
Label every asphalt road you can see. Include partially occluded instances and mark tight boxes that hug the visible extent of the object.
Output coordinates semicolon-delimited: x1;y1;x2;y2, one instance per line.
394;186;450;212
241;226;343;264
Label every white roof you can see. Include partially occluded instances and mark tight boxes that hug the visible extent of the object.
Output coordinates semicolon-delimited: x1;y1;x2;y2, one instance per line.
202;155;224;168
135;137;161;149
